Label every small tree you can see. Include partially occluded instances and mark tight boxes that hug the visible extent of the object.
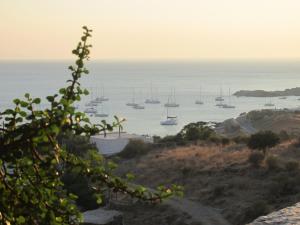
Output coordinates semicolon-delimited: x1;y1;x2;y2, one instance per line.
247;131;280;156
179;121;215;141
0;27;182;225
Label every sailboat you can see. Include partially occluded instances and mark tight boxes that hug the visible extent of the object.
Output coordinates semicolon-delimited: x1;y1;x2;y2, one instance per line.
195;88;204;105
133;91;145;109
279;96;287;100
145;85;160;104
215;87;224;101
264;98;275;107
85;88;98;106
133;104;145;109
164;89;179;107
160;107;177;125
99;86;109;101
95;103;109;117
222;88;236;108
84;107;97;114
126;88;138;107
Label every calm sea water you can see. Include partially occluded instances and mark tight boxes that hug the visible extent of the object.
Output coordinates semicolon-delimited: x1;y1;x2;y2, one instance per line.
1;61;300;136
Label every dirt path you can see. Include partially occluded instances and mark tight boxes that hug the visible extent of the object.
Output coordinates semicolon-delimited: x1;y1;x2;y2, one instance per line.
164;197;231;225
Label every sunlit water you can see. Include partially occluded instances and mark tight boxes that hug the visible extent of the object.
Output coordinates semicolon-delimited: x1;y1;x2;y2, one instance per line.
1;61;300;136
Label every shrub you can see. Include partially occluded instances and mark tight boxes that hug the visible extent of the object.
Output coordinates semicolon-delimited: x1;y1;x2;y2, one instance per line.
0;27;182;224
247;131;280;156
118;139;151;159
212;185;226;197
232;135;249;144
278;130;290;141
248;151;264;167
179;121;215;141
266;155;281;171
181;167;191;176
208;135;221;144
221;137;230;146
285;160;299;172
269;175;298;197
244;201;269;222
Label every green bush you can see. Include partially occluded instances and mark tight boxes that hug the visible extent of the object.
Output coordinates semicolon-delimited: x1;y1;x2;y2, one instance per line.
179;121;216;141
208;135;221;144
248;151;264;167
285;160;299;172
247;131;280;156
232;135;249;144
0;27;182;225
118;139;151;159
221;137;230;146
266;155;281;171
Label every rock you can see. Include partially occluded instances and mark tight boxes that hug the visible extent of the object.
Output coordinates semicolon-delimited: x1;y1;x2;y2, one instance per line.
248;202;300;225
82;208;123;225
234;87;300;97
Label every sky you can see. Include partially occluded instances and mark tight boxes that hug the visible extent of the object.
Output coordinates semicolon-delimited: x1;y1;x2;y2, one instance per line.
1;0;300;61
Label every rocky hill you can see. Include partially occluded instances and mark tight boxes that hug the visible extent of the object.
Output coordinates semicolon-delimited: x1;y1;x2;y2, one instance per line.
215;109;300;138
233;87;300;97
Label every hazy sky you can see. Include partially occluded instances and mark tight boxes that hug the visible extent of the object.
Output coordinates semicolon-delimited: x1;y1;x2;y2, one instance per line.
1;0;300;60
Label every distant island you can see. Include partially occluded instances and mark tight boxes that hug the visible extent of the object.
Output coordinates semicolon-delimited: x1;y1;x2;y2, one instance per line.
233;87;300;97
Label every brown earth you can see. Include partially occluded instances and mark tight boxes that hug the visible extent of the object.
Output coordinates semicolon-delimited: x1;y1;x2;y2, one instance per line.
115;140;300;225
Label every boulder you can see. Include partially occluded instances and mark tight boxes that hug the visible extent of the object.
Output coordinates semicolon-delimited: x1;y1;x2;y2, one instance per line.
248;202;300;225
82;208;123;225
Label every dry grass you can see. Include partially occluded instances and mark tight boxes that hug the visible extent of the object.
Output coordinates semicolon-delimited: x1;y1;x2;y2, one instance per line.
116;140;300;225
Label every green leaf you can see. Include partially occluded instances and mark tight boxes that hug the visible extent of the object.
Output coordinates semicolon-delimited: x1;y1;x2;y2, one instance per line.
33;98;41;104
16;216;26;224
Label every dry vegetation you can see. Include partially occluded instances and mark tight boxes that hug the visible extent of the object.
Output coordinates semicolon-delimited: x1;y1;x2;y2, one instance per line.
116;140;300;225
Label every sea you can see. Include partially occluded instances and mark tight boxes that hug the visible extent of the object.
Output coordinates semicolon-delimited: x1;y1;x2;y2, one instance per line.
1;60;300;136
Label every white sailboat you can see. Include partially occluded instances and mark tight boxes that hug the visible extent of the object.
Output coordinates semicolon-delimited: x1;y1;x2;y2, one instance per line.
133;104;145;109
84;107;97;114
160;107;177;125
279;96;287;99
126;88;138;107
145;84;160;104
95;103;109;117
133;91;145;109
222;88;236;109
164;89;179;107
264;98;275;107
99;86;109;102
215;87;224;101
195;88;204;105
85;88;98;106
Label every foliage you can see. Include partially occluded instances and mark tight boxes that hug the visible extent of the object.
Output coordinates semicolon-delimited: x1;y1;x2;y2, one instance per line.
221;137;230;146
0;27;182;225
278;130;290;141
60;133;102;210
285;160;299;172
118;139;152;159
155;121;216;146
269;174;299;197
232;135;249;144
247;131;280;156
265;155;281;171
248;151;264;168
179;121;215;141
244;200;270;223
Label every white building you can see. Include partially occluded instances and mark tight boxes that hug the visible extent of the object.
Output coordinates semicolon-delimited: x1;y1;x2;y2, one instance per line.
90;132;153;156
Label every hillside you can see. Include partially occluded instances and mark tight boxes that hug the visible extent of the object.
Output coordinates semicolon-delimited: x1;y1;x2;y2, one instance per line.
215;109;300;138
115;140;300;225
233;87;300;97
